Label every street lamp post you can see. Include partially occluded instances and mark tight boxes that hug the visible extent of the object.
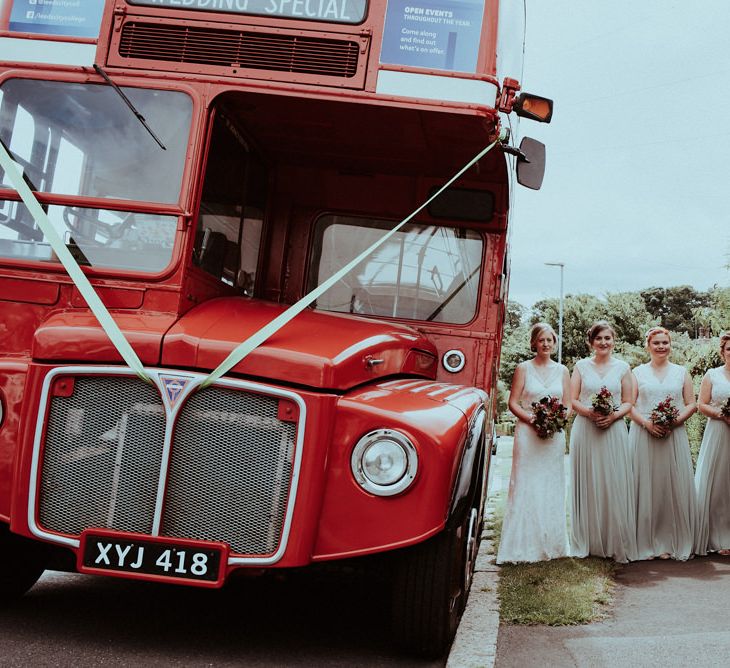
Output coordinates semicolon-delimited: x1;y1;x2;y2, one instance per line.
544;262;565;364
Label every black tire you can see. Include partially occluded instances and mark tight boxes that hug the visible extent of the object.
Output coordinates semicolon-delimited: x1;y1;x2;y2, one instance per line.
0;525;46;599
390;506;480;658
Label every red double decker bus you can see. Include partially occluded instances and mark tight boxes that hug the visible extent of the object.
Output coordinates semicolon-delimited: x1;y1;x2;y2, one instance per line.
0;0;550;656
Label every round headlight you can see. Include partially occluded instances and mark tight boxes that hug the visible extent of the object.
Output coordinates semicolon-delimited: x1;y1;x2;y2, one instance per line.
442;349;466;373
351;430;418;496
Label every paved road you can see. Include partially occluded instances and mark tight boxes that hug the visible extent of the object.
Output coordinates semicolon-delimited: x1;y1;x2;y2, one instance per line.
0;568;444;667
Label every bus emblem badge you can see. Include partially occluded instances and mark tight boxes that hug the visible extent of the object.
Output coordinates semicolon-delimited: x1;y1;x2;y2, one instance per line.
160;375;192;408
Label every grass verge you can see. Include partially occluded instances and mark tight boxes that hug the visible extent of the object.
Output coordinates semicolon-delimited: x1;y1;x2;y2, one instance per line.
498;556;616;625
490;511;618;625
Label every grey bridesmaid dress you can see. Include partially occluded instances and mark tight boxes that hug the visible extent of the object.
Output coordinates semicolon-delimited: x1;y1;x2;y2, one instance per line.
695;367;730;555
629;362;696;561
570;358;638;563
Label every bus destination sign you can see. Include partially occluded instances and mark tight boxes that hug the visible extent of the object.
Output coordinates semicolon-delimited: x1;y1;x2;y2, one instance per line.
128;0;368;24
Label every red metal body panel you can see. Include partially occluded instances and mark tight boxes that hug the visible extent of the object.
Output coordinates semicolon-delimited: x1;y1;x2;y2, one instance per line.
313;383;479;559
0;0;522;595
162;297;436;389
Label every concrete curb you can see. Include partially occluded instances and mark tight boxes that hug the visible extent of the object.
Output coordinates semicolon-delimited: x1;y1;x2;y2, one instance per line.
446;501;500;668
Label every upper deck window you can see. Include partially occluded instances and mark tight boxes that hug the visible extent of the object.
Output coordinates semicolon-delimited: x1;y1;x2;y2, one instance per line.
0;79;192;203
0;79;192;273
128;0;368;25
309;215;483;324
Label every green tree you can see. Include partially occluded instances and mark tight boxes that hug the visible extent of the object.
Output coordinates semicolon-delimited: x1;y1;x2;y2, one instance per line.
603;292;657;347
640;285;711;336
692;286;730;336
528;292;656;369
499;322;530;386
530;294;604;367
505;300;526;332
499;301;530;386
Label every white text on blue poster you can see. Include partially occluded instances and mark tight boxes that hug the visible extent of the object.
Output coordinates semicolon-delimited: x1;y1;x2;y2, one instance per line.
9;0;104;39
380;0;485;73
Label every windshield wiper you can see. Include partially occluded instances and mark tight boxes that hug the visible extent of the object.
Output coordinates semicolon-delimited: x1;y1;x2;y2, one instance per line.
93;64;166;150
426;264;481;322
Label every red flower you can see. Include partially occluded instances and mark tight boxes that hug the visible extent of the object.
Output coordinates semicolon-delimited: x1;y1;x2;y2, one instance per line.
530;395;568;439
590;386;617;417
650;396;679;428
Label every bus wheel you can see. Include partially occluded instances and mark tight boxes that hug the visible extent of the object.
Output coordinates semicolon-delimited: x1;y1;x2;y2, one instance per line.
0;525;46;599
390;506;479;658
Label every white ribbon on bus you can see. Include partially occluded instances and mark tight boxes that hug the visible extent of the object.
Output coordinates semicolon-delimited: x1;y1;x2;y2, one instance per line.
0;138;500;389
0;143;152;383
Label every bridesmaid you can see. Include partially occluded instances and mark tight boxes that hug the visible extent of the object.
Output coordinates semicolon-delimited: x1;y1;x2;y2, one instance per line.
629;326;697;560
570;321;638;563
497;322;571;564
695;332;730;556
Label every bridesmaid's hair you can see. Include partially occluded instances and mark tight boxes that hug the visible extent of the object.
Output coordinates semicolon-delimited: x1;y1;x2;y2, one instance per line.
529;322;557;351
586;320;615;345
720;332;730;359
644;326;671;347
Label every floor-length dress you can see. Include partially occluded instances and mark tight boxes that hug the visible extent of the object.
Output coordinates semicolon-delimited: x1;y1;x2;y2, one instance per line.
630;362;696;560
570;358;638;563
497;361;569;564
695;367;730;555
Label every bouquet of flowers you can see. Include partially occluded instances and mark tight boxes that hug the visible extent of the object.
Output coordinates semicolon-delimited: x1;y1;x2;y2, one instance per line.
650;396;679;428
590;386;617;416
530;395;569;439
720;397;730;418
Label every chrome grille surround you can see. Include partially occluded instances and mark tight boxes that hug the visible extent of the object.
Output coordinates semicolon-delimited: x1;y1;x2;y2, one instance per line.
39;377;165;536
29;367;305;565
162;386;296;554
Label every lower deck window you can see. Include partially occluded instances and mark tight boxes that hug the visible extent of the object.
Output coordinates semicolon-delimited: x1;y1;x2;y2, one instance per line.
0;201;176;273
309;215;483;324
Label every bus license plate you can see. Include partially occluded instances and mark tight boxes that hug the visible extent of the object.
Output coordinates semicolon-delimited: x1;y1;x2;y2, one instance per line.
80;531;226;587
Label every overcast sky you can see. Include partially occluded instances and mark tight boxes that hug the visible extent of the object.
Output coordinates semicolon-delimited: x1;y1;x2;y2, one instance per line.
507;0;730;309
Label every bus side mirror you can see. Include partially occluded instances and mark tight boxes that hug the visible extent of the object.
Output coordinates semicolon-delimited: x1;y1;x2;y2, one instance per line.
513;94;553;123
516;137;546;191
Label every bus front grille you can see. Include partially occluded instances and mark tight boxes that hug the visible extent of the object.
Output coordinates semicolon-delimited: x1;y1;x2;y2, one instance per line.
37;375;299;556
116;21;363;81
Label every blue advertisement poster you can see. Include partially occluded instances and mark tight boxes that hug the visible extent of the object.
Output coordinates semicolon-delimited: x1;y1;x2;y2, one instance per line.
9;0;104;39
380;0;485;73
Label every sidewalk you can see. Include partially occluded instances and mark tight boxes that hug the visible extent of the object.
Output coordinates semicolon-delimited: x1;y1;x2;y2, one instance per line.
496;556;730;667
446;436;514;668
448;437;730;668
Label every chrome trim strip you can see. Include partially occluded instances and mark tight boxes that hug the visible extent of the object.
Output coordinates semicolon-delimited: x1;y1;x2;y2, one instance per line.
28;365;306;566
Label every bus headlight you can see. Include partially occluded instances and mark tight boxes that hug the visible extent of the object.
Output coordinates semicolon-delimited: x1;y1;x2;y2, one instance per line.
351;430;418;496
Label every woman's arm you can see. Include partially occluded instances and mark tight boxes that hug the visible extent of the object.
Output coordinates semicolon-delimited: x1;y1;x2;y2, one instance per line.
571;365;596;420
507;363;533;424
697;373;717;418
561;365;573;418
629;371;668;438
672;371;697;427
